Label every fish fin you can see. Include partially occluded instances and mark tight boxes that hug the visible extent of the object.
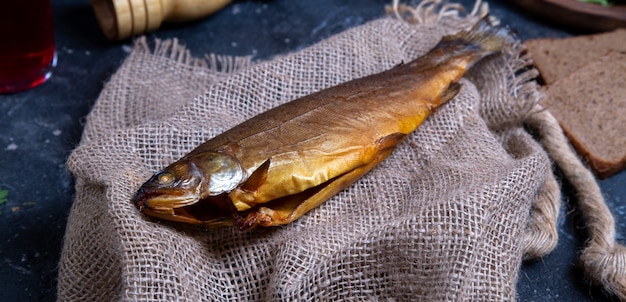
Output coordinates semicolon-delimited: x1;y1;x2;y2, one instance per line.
450;16;515;54
377;132;407;150
441;82;462;104
430;16;515;68
241;159;271;191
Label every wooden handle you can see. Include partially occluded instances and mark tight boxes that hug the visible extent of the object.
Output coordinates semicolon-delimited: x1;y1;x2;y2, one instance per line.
92;0;232;40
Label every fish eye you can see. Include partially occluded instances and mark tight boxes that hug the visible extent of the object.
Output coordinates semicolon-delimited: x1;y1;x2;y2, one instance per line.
156;172;175;186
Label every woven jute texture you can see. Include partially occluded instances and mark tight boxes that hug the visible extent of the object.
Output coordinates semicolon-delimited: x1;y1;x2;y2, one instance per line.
59;3;554;301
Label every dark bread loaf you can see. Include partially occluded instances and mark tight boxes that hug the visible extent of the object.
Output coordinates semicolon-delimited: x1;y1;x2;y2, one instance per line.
525;29;626;85
542;51;626;179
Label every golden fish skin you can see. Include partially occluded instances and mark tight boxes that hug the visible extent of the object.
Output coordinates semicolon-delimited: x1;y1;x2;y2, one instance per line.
133;18;514;229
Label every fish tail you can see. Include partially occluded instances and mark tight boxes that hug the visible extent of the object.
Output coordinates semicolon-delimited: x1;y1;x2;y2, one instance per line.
449;16;515;53
429;16;515;67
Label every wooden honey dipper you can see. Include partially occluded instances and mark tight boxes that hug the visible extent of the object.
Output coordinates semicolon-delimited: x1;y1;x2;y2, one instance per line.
91;0;232;40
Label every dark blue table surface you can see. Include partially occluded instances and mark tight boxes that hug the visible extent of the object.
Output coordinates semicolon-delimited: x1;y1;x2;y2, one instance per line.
0;0;624;301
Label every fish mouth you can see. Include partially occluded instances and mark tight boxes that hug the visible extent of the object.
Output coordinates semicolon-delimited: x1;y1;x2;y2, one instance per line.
134;187;199;212
134;190;205;225
147;200;235;227
143;195;198;210
134;188;234;226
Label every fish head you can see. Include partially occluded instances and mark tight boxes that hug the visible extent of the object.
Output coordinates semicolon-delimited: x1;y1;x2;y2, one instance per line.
133;152;246;225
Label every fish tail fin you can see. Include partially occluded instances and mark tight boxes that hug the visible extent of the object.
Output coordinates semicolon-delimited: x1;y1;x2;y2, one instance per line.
430;16;516;67
400;17;515;108
450;16;515;53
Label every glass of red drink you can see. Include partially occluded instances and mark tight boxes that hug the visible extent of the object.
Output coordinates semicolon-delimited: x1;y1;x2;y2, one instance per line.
0;0;56;93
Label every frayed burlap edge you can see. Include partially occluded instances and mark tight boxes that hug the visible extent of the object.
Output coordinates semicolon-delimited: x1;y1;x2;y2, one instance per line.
78;38;254;146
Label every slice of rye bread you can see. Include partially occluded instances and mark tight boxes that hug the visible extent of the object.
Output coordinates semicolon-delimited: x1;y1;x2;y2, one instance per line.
542;51;626;179
525;29;626;85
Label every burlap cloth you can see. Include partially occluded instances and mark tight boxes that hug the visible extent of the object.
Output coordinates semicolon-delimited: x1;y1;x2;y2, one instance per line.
58;1;626;301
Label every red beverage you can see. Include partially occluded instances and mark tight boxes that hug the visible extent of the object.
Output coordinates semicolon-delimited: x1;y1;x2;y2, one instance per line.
0;0;56;93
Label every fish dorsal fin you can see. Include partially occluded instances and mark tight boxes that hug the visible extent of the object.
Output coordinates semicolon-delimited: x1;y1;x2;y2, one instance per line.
241;159;271;191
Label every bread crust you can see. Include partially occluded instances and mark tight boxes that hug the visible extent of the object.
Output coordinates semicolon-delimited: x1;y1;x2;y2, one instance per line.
525;29;626;85
541;51;626;179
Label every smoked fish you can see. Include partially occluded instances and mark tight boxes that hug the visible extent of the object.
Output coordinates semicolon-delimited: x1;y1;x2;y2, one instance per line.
133;18;514;229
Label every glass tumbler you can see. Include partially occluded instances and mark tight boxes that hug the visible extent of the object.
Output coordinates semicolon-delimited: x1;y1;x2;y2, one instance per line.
0;0;57;93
